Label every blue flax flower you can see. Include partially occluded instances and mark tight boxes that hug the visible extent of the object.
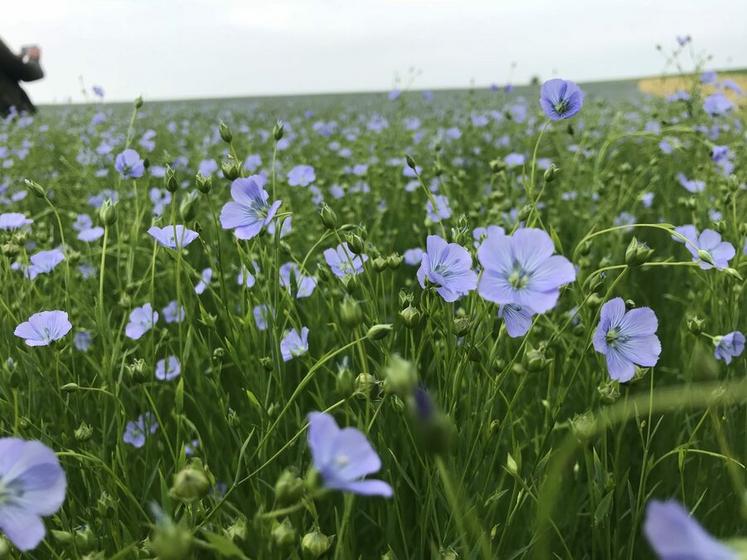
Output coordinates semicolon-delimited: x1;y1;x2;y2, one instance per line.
593;298;661;382
220;176;281;240
281;327;309;362
0;438;67;551
643;500;736;559
539;79;584;120
125;303;158;340
477;228;575;313
674;225;735;270
14;311;72;347
307;411;392;497
147;225;199;250
114;149;145;179
714;331;745;364
417;235;477;302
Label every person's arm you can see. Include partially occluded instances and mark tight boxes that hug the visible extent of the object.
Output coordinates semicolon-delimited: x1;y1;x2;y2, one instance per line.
0;39;43;82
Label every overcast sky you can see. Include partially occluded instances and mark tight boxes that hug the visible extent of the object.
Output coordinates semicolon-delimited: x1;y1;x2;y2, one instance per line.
4;0;747;104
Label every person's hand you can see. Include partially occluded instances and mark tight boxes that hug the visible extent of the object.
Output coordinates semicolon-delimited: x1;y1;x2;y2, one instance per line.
26;46;41;61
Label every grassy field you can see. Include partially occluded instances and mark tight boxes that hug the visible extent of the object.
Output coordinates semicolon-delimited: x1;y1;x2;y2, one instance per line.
0;67;745;560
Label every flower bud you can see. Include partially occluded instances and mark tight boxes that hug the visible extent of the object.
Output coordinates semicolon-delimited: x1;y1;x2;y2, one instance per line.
98;199;117;226
597;380;620;403
75;421;94;442
125;358;149;384
543;163;560;183
372;256;388;272
399;304;421;328
225;517;248;543
345;233;365;255
383;355;418;397
452;316;471;337
23;178;46;198
339;296;363;328
61;382;80;393
221;158;241;180
271;518;296;549
219;121;233;143
151;520;192;560
405;154;417;171
134;96;143;109
687;316;705;335
625;237;654;267
355;372;377;397
164;166;178;193
273;120;285;141
170;464;211;502
319;203;338;230
180;191;199;222
195;173;213;194
301;530;333;559
696;249;715;267
489;159;506;173
386;253;403;269
335;368;355;398
570;411;596;442
274;469;305;506
366;323;393;340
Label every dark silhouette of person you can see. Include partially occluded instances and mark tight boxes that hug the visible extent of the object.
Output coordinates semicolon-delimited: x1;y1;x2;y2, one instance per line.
0;38;44;116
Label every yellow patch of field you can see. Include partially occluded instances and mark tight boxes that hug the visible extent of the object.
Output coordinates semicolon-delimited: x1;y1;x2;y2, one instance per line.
638;72;746;108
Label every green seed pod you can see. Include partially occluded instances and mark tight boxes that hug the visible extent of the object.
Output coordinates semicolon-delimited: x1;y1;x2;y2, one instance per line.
271;518;297;549
355;372;377;397
399;304;421;328
339;296;364;328
151;521;192;560
687;316;705;335
336;367;354;397
453;316;471;337
386;253;403;269
274;469;305;506
301;530;333;559
383;354;418;397
570;411;597;442
219;121;233;143
366;323;393;340
170;464;211;502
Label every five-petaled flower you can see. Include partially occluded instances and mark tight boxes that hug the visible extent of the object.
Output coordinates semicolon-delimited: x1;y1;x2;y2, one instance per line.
0;438;67;551
220;176;281;240
416;235;477;302
643;500;736;560
477;228;575;313
307;411;393;497
281;327;310;362
114;148;145;179
593;298;661;382
539;79;584;120
147;225;199;250
14;310;72;347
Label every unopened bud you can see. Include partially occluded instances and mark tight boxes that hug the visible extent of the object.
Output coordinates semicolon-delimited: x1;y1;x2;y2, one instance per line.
274;469;304;506
399;305;421;328
543;163;560;183
366;323;393;340
271;518;296;549
75;422;94;442
221;158;241;180
180;191;199;222
273;121;285;141
219;121;233;143
301;530;333;559
345;233;365;255
383;355;418;397
625;237;654;267
687;316;705;335
319;203;338;230
99;199;117;226
164;166;178;193
405;154;417;171
170;464;210;502
339;296;363;328
24;178;46;198
195;173;213;194
134;96;143;109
